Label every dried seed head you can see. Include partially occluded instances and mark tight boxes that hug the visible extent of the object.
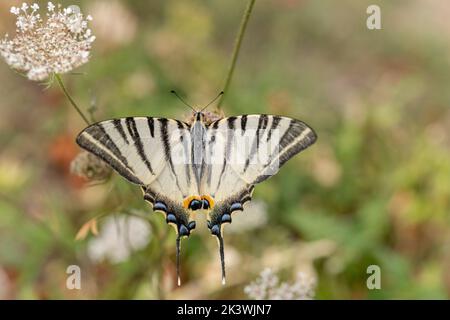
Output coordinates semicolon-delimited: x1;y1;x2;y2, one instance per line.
70;151;111;181
0;2;95;81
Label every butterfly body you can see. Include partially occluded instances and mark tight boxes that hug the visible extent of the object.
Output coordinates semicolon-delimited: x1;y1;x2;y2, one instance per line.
76;111;317;284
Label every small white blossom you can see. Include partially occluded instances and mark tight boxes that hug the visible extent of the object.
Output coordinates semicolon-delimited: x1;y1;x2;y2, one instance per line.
27;66;48;81
80;51;89;59
87;214;151;264
10;7;20;15
47;2;55;12
0;2;95;81
244;268;317;300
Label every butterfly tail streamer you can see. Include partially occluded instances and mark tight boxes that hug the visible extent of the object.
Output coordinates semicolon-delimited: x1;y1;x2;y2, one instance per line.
218;233;226;285
176;235;181;286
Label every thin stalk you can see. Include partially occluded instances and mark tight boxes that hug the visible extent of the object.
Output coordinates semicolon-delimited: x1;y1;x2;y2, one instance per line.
55;73;90;125
217;0;256;110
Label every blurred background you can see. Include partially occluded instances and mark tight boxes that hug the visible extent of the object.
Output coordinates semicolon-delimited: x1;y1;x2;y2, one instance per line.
0;0;450;299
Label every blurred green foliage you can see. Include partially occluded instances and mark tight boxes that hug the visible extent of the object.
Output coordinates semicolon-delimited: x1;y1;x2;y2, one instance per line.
0;0;449;299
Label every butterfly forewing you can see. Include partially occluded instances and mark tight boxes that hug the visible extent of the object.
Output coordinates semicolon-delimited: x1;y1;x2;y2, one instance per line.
76;117;198;199
203;115;317;202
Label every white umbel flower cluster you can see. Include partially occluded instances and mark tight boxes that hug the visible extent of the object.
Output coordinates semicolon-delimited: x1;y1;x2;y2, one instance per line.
0;2;95;81
244;268;316;300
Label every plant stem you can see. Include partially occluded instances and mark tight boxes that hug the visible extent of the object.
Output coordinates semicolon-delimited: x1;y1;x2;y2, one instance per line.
217;0;256;110
55;73;90;125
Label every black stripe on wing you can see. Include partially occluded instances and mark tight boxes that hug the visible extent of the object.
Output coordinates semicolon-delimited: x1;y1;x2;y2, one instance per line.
244;114;268;172
113;119;129;144
160;118;186;196
125;117;155;175
266;116;281;142
214;116;237;195
253;118;317;184
240;115;248;133
256;115;269;149
147;117;155;137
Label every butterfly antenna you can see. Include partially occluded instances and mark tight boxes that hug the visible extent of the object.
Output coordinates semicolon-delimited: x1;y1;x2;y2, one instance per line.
217;233;226;285
171;90;196;113
176;235;181;286
200;91;224;112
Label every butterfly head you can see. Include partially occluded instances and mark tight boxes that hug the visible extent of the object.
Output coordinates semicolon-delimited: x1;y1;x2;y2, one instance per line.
171;90;224;121
194;111;205;123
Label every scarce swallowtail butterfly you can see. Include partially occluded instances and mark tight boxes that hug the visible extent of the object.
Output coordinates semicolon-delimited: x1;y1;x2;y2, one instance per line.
76;92;317;285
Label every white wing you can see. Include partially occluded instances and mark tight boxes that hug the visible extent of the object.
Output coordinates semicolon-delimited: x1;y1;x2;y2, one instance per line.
202;113;316;234
203;114;317;203
201;114;316;284
76;117;197;235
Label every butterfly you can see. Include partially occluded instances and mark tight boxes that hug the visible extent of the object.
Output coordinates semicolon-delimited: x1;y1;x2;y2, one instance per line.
76;93;317;285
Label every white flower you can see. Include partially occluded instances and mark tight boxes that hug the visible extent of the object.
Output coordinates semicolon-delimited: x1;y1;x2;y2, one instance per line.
244;268;316;300
27;66;48;81
47;2;55;12
0;2;95;81
10;7;20;15
87;214;151;264
80;51;89;59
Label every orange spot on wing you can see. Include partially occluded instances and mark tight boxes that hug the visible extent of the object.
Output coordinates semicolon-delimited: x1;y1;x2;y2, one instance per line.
182;195;202;209
202;195;215;209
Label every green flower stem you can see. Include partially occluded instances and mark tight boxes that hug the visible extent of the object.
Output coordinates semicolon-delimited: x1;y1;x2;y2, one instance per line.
217;0;256;110
55;73;90;125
